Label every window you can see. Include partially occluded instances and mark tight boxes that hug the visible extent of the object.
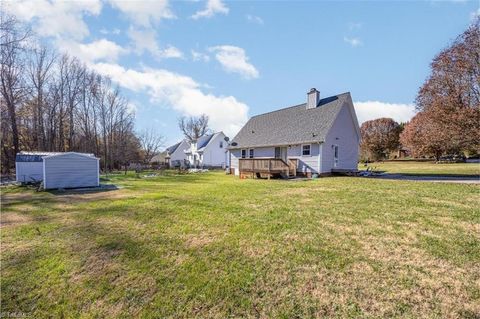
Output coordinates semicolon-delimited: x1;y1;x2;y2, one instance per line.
241;149;247;158
249;149;254;158
302;144;311;156
219;141;223;148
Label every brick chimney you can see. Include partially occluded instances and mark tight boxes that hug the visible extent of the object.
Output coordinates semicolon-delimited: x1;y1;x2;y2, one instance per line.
306;88;320;109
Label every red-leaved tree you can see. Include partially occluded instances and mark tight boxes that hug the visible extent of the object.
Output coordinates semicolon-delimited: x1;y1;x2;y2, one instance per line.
401;19;480;158
360;118;402;160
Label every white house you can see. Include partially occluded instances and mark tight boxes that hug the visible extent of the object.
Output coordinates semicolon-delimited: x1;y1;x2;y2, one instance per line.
165;140;190;168
184;132;228;168
15;151;100;189
228;88;360;178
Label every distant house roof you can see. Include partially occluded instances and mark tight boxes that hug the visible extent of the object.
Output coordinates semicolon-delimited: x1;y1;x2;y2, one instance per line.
229;93;350;149
165;142;182;155
197;132;226;152
16;151;95;162
197;134;215;149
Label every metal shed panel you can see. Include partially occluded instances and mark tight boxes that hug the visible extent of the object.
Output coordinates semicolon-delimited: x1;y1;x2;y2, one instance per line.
15;162;44;182
43;153;99;189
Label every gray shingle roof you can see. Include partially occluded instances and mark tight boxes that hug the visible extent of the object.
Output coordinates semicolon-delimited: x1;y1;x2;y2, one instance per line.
166;142;181;154
229;92;350;149
197;133;215;149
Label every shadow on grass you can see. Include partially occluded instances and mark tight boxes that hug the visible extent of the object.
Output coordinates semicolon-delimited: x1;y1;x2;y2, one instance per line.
46;184;120;196
396;173;480;178
367;173;479;182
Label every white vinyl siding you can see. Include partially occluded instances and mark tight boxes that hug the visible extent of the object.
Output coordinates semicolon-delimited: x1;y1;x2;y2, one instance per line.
43;153;99;189
287;144;320;173
200;132;228;167
169;140;189;163
230;149;241;175
321;103;360;172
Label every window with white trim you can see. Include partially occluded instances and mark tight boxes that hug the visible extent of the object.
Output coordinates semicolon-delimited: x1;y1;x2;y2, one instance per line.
249;149;254;158
241;149;247;158
302;144;311;156
219;141;223;148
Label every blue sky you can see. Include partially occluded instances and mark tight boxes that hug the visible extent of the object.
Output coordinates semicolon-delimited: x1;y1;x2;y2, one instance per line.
7;0;479;146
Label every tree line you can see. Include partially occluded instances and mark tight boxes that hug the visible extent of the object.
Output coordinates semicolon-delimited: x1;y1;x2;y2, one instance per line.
360;19;479;161
1;15;166;174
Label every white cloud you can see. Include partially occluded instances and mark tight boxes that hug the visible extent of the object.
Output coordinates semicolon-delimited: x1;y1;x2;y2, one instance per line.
91;63;249;136
56;38;128;63
354;101;416;124
108;0;175;27
127;27;183;59
246;14;264;25
348;22;362;30
208;45;259;79
191;0;229;19
100;28;121;35
162;45;184;59
343;36;363;47
191;50;210;62
5;0;101;40
470;8;480;20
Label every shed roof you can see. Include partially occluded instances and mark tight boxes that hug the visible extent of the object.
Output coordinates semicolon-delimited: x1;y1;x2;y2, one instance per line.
16;151;95;162
43;152;98;160
229;92;350;149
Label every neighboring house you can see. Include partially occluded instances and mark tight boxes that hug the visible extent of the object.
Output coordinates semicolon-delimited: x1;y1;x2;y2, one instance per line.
165;140;190;168
15;151;100;189
184;132;228;168
228;88;360;178
150;151;168;165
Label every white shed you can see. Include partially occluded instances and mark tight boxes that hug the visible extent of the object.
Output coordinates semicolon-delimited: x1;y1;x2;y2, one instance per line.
15;152;100;189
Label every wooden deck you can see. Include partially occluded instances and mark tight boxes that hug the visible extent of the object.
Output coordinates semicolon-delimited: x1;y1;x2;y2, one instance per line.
239;158;298;179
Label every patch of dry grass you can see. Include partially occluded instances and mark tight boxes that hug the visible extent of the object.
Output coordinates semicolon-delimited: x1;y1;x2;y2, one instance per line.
1;171;479;318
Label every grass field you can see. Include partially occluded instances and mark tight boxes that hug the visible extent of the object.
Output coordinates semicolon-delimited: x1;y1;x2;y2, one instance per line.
1;165;480;318
360;160;480;176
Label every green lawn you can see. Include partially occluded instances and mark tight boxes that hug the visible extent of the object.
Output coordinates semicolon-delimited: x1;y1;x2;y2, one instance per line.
1;170;479;318
360;160;480;176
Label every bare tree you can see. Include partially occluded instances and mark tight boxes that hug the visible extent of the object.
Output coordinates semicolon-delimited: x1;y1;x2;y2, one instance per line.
0;15;157;174
0;13;30;169
139;129;166;164
27;44;55;150
178;114;209;143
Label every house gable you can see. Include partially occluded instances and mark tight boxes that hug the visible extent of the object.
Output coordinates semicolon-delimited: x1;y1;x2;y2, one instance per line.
229;93;349;149
322;101;360;172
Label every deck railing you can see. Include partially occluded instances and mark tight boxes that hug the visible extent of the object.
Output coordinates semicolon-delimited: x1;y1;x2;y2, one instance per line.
239;158;298;176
